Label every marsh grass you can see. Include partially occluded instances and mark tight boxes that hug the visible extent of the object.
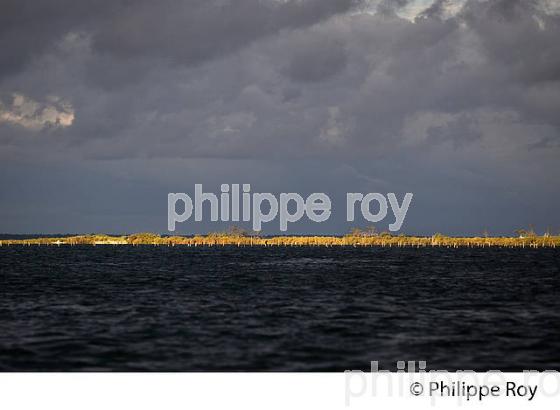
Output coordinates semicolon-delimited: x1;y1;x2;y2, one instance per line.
2;231;559;248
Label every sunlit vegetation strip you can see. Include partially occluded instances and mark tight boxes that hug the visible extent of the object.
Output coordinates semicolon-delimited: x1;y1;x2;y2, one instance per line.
1;231;559;248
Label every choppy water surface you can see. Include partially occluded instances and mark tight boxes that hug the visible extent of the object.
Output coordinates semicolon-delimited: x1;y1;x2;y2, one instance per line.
1;245;559;371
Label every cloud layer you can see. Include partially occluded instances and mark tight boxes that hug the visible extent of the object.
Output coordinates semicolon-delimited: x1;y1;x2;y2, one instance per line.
0;0;559;234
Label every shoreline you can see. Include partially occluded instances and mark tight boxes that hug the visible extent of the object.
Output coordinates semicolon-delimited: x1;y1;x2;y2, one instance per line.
1;233;558;248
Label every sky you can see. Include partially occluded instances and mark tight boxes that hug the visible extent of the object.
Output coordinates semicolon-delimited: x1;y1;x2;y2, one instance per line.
1;0;559;236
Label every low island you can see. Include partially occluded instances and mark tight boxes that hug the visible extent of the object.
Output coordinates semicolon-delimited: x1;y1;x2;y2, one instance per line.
1;229;559;248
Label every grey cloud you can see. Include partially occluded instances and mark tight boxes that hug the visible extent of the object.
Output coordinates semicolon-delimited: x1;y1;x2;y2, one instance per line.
280;28;348;83
0;0;361;82
377;0;413;16
0;0;109;79
462;0;560;85
3;0;560;160
417;0;452;20
425;113;482;148
92;0;362;67
1;0;560;234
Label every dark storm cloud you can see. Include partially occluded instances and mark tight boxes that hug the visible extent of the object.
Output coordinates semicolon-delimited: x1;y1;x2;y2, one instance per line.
93;0;362;66
0;0;361;81
0;0;108;79
2;0;559;159
417;0;451;19
462;0;560;85
1;0;560;234
282;35;347;83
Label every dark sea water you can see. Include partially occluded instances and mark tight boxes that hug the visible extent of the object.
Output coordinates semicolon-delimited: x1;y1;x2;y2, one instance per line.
1;245;559;371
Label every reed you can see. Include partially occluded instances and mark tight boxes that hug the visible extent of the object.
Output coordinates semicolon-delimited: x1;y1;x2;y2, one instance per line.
1;232;559;248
